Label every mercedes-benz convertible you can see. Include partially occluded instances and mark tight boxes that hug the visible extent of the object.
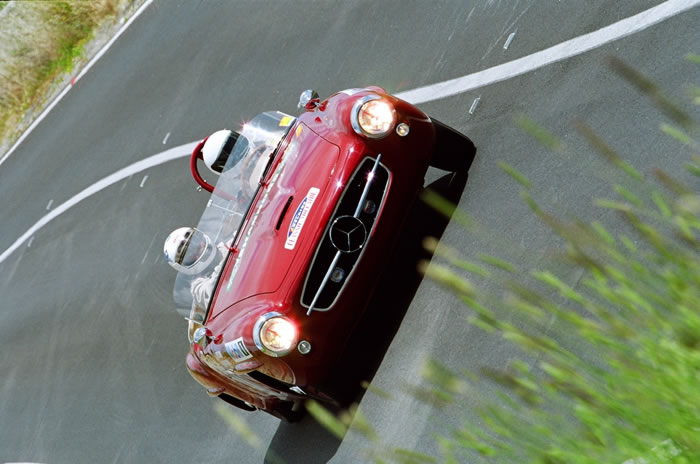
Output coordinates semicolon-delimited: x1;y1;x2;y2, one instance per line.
168;86;475;421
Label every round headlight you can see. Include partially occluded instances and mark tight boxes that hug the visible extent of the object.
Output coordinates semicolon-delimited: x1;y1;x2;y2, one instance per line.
254;313;297;357
351;95;395;138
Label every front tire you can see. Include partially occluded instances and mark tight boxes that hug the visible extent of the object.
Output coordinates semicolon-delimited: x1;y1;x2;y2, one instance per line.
429;118;476;172
218;393;257;412
270;400;305;423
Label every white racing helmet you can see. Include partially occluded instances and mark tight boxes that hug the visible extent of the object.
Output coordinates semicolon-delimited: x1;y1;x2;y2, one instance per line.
202;129;239;174
164;227;216;275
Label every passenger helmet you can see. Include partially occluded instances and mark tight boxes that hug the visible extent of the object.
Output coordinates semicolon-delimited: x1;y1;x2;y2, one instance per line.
202;129;239;173
164;227;216;275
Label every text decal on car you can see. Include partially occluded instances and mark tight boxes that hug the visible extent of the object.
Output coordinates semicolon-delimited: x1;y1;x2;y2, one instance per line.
225;337;253;362
285;187;320;250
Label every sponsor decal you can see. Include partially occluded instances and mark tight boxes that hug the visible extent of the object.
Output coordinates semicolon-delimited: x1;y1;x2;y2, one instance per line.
279;116;293;127
225;337;252;362
285;187;320;250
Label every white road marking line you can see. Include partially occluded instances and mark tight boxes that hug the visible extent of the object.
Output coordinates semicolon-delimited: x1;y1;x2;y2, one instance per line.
45;199;54;210
141;233;158;265
0;0;155;168
0;142;198;265
27;237;34;248
139;175;149;188
395;0;700;104
1;0;698;266
468;97;481;115
503;31;517;50
162;132;171;144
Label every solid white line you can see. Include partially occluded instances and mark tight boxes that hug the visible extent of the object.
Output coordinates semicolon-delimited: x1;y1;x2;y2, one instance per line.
0;0;698;265
0;142;198;265
0;0;155;169
395;0;700;104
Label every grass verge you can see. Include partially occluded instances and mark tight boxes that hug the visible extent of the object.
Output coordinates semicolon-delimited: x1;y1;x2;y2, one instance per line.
0;0;133;153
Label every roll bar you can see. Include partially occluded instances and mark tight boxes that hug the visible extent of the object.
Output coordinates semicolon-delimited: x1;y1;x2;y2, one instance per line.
190;137;216;193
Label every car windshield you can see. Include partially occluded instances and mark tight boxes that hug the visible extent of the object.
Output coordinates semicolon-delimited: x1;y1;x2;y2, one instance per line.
173;111;295;322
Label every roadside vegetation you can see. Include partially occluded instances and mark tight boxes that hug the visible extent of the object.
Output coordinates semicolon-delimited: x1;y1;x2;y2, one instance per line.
0;0;132;151
346;56;700;463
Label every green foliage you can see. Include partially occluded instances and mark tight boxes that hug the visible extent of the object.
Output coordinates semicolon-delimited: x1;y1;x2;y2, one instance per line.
0;0;122;143
414;57;700;464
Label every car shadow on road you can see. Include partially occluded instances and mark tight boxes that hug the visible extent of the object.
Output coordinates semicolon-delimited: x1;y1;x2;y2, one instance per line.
265;168;469;464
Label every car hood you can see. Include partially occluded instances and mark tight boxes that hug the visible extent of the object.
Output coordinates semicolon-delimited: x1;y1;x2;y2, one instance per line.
208;123;340;320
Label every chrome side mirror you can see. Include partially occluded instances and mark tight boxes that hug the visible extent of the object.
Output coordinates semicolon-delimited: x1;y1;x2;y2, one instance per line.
298;89;320;109
193;327;209;349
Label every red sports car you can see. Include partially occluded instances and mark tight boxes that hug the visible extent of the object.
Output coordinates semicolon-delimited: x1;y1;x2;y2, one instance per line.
168;86;475;421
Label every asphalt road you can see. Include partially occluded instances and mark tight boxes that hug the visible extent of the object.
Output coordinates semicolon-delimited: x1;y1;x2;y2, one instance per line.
1;1;698;463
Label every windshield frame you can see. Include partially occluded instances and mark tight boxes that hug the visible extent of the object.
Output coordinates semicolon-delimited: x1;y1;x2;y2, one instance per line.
173;112;297;328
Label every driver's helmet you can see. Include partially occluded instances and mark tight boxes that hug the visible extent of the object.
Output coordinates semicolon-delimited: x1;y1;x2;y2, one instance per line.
164;227;216;275
202;129;239;174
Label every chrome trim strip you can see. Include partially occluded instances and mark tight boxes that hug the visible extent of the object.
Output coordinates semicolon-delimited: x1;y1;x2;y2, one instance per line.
306;251;342;316
353;155;382;217
306;155;383;316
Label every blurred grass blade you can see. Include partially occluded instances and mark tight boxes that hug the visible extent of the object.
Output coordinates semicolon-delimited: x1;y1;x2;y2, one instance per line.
592;221;616;245
478;254;517;273
606;56;697;132
595;198;633;212
651;191;672;218
214;403;263;450
654;168;692;196
515;115;564;153
690;85;700;105
419;261;475;296
498;161;532;189
421;190;474;228
305;400;348;440
614;185;642;207
574;119;642;180
685;53;700;64
424;237;491;277
660;123;698;149
392;448;438;463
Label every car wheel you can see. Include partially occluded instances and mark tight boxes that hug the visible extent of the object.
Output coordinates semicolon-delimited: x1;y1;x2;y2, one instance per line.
218;393;257;412
269;400;305;423
429;117;476;172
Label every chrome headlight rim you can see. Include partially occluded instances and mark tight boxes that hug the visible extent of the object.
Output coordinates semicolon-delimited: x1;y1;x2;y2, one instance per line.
350;94;395;139
253;312;297;358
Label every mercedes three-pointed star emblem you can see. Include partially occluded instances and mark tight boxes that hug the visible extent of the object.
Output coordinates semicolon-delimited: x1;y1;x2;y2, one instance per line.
329;216;367;253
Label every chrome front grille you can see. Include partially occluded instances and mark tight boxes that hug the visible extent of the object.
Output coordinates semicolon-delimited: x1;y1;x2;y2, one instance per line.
301;156;390;314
